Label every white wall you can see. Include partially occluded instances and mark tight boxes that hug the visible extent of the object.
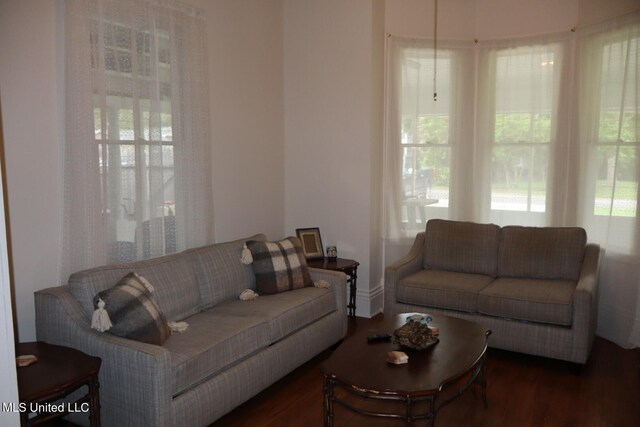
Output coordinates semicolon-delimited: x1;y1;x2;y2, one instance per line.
386;0;639;41
474;0;578;39
578;0;640;27
195;0;285;242
283;0;385;316
385;0;476;40
0;0;64;342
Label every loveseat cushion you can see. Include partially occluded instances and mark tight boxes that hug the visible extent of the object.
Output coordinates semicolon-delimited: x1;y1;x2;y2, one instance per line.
69;252;201;322
478;278;575;326
187;234;266;309
424;219;500;276
497;226;586;281
163;312;270;396
397;269;494;313
208;287;336;343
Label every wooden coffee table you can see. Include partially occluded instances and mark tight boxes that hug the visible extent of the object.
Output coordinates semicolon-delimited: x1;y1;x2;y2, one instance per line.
321;313;491;426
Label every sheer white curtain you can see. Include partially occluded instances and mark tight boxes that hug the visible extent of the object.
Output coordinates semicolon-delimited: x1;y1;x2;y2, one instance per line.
62;0;213;280
384;12;640;348
575;14;640;347
476;34;570;227
383;37;474;264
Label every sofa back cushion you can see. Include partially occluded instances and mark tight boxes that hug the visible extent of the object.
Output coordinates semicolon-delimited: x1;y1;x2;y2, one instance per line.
69;252;201;322
424;219;500;276
187;234;266;309
497;226;586;281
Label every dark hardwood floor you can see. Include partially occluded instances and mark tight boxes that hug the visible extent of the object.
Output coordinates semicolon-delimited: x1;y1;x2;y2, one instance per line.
213;315;640;427
40;315;640;427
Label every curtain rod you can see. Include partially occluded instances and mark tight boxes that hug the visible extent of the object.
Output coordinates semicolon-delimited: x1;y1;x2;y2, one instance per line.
387;10;639;45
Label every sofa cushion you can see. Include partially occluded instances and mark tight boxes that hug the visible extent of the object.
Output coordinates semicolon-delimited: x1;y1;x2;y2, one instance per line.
424;219;500;276
498;226;586;281
93;272;171;345
187;234;266;309
209;287;336;343
163;312;270;396
397;269;494;313
478;278;575;326
69;252;201;322
247;237;313;295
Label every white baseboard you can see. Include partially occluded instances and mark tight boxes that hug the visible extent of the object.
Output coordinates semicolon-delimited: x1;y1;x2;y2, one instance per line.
354;281;384;318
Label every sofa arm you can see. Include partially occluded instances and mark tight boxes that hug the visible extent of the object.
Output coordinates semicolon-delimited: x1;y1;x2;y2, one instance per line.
309;268;348;336
384;232;426;317
571;243;602;364
35;286;173;427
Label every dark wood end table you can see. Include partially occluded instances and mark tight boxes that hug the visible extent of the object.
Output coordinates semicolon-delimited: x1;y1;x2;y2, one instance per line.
307;257;360;316
321;313;491;426
16;341;102;427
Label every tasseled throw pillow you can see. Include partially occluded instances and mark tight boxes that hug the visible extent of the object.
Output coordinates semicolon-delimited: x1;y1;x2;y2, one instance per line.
245;237;313;295
91;272;172;345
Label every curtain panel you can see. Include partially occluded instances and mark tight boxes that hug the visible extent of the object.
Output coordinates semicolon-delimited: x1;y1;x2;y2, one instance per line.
383;12;640;348
62;0;213;281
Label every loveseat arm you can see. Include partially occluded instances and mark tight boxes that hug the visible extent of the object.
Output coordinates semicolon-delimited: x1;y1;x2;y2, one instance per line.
35;286;173;427
384;232;426;317
571;243;602;364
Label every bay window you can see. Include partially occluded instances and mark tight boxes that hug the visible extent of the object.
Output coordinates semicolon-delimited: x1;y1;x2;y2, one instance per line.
384;15;638;256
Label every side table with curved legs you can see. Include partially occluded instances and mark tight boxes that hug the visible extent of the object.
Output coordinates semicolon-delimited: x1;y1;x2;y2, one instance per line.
16;342;101;427
307;257;359;316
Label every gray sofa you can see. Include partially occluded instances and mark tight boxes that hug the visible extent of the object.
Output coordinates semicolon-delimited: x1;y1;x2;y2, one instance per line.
35;234;347;427
385;219;601;365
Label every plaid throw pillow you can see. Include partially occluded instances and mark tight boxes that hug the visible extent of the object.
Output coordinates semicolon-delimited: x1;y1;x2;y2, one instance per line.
247;237;313;295
93;272;171;345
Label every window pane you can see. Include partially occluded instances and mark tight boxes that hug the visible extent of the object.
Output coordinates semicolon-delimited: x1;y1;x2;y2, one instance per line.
495;112;551;144
99;141;176;263
598;37;639;143
118;108;134;141
402;115;449;145
593;34;638;220
593;145;638;217
402;146;450;202
491;46;556;213
491;145;548;212
100;144;137;256
400;52;451;145
397;47;454;230
401;146;450;229
494;49;555;144
142;145;175;218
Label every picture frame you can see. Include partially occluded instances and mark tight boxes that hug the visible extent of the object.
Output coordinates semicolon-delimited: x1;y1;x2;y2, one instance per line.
295;227;324;260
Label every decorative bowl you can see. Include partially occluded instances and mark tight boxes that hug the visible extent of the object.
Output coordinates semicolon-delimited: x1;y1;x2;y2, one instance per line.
393;319;439;350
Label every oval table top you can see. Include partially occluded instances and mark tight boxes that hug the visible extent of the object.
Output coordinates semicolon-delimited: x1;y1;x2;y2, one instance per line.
322;313;490;397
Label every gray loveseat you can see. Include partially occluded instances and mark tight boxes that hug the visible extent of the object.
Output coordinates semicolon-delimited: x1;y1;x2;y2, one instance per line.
385;219;601;365
35;234;347;426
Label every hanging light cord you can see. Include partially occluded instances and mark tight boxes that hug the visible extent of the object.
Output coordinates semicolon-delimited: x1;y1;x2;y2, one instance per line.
433;0;438;101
